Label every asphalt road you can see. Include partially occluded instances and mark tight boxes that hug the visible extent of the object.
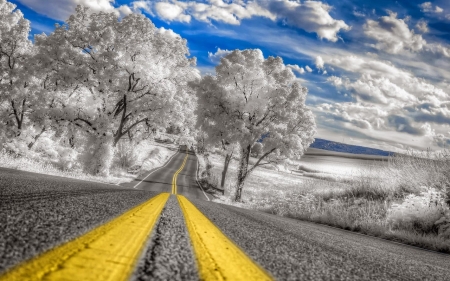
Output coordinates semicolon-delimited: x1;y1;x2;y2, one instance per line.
1;147;450;280
130;147;212;201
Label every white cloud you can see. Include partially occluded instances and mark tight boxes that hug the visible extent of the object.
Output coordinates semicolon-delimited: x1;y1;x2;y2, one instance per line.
353;10;365;17
208;48;233;63
17;0;127;20
305;65;313;72
149;0;349;42
287;64;305;75
157;27;182;39
315;56;324;69
337;74;417;105
152;0;275;25
364;12;426;54
326;55;448;102
321;53;450;148
131;1;153;14
316;102;388;130
419;2;444;13
327;76;343;86
433;133;450;148
416;19;429;33
154;2;191;22
264;0;350;42
424;43;450;57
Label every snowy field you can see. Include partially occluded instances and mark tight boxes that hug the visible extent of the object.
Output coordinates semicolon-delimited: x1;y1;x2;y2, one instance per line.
294;148;389;181
206;148;386;204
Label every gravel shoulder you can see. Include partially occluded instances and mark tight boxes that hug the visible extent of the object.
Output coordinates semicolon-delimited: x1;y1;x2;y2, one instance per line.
190;198;450;281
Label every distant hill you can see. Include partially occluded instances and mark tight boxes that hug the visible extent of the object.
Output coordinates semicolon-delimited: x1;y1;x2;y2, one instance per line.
309;138;394;156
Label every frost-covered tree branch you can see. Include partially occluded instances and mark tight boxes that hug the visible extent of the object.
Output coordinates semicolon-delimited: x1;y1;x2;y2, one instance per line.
193;49;316;201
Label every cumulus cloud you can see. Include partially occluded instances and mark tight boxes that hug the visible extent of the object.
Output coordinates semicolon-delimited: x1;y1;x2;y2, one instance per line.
433;133;450;148
208;48;233;63
327;76;343;86
265;0;350;42
315;56;324;69
316;102;388;130
305;65;313;72
387;115;427;135
336;74;417;105
151;0;275;25
149;1;349;42
131;1;152;14
424;43;450;57
17;0;129;20
419;2;443;13
364;12;426;54
287;64;305;75
327;55;448;104
322;53;450;143
416;19;429;33
157;27;182;39
154;2;191;22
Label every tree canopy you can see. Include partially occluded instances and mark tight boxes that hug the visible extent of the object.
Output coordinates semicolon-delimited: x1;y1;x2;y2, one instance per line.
193;49;316;200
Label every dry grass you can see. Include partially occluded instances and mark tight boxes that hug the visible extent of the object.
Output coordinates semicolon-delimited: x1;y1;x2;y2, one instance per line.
208;150;450;253
0;149;125;185
0;140;177;186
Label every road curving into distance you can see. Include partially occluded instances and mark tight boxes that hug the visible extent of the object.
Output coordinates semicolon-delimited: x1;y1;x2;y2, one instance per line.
1;146;450;280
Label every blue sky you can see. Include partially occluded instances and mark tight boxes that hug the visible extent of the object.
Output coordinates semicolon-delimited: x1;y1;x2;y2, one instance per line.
9;0;450;152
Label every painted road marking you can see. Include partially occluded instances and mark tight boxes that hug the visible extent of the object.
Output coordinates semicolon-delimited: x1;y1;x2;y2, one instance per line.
177;195;273;281
133;147;180;189
0;193;170;281
172;150;188;194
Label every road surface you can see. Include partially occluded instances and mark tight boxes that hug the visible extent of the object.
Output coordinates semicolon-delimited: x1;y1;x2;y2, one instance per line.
1;146;449;280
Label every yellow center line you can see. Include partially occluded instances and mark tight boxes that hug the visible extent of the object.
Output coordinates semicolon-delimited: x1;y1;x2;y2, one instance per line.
0;193;170;281
172;149;189;195
177;195;273;281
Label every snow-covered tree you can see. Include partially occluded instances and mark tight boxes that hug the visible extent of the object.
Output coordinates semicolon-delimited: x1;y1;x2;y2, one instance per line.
34;5;198;175
0;0;36;142
193;49;316;201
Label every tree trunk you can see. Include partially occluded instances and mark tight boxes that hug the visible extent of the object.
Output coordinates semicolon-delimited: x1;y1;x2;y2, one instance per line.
235;145;251;201
221;153;232;189
113;133;121;147
28;127;46;149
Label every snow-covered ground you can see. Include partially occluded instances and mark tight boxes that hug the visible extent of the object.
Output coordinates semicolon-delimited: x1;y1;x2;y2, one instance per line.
0;141;177;185
208;150;389;204
294;152;388;181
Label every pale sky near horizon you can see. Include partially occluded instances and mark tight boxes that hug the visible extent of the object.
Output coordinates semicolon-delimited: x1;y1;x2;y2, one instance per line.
10;0;450;152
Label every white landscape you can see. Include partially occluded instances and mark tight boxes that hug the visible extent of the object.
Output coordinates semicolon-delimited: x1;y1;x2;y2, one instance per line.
0;0;449;258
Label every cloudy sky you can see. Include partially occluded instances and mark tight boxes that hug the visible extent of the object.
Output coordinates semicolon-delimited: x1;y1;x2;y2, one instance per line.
10;0;450;152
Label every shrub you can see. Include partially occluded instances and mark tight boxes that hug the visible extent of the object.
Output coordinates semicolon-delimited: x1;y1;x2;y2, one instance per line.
387;187;448;233
114;140;137;169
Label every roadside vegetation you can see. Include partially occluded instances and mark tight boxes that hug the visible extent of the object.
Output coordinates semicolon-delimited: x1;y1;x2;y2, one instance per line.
200;150;450;253
2;0;449;253
0;138;177;185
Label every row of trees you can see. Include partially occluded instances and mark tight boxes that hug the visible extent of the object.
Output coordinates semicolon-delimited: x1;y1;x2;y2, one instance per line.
0;1;316;201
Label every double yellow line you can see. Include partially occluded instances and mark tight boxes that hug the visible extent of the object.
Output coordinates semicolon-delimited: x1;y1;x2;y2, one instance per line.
171;150;189;195
0;148;272;281
0;193;170;281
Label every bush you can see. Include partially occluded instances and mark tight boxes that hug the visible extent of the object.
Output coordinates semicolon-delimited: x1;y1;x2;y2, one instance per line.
79;136;115;176
114;140;137;169
387;187;448;233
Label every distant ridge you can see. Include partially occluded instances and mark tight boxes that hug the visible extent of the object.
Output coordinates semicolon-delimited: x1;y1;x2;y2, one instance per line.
310;138;394;156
